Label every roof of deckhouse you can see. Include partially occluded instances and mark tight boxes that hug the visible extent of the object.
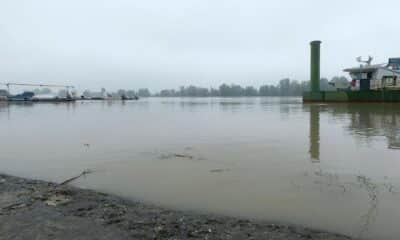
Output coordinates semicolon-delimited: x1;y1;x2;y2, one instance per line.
343;64;384;73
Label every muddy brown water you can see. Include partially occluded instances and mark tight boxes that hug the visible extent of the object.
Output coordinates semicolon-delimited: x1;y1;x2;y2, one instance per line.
1;98;400;239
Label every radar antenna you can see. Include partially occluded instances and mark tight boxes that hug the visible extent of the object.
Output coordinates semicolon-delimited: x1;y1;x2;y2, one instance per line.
356;56;373;65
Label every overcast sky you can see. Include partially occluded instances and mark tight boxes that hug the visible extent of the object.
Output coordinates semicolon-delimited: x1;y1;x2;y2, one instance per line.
1;0;399;92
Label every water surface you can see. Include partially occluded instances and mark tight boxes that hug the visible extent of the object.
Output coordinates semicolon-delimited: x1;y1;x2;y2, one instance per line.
1;98;400;239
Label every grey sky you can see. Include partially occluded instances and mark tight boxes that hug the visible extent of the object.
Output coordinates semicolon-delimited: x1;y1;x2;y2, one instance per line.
1;0;399;91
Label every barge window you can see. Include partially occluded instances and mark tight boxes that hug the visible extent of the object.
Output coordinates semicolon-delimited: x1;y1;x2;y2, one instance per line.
382;76;396;86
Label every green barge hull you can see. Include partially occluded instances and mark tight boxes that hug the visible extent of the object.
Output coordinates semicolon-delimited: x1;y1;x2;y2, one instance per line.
303;90;400;102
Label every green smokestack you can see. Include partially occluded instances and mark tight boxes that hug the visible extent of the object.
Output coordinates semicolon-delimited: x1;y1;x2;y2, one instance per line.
310;40;321;92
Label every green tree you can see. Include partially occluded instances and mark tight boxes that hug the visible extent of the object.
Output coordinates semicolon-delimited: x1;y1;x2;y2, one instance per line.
117;89;127;96
244;86;258;96
279;78;290;96
126;90;136;97
137;88;151;97
259;85;270;96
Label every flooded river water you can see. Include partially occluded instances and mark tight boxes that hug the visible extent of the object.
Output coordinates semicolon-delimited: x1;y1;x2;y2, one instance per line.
1;97;400;239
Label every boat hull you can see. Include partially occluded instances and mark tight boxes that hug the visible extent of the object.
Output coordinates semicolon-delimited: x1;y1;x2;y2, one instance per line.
303;90;400;102
8;98;76;103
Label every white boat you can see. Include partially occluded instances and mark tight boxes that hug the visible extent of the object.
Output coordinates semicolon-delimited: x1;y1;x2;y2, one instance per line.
31;94;75;102
32;94;58;100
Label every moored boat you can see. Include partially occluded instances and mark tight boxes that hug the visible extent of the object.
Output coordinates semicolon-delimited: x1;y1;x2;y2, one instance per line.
303;41;400;102
8;92;35;101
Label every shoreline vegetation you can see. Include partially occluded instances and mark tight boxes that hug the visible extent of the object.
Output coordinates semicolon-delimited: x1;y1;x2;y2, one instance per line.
151;77;346;98
0;173;353;240
20;77;349;99
87;77;348;98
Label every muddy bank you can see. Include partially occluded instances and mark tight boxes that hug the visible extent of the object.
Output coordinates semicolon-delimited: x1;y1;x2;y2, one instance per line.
0;174;354;240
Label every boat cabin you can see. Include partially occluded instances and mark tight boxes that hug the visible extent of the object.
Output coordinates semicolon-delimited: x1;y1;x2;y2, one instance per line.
0;89;9;97
10;91;35;101
0;89;8;101
344;58;400;91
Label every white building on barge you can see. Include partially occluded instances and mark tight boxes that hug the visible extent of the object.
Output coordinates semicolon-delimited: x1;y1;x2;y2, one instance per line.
344;57;400;91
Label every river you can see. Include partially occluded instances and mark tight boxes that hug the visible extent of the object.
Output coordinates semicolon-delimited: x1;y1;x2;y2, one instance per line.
1;97;399;239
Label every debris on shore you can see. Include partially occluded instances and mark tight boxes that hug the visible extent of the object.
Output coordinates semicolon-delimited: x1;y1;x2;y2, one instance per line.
0;174;354;240
59;169;94;186
210;168;231;173
173;153;194;159
159;153;195;160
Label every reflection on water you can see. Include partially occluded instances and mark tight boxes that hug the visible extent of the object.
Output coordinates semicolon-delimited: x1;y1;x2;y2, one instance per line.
1;98;400;240
311;103;400;151
303;102;400;239
309;105;320;162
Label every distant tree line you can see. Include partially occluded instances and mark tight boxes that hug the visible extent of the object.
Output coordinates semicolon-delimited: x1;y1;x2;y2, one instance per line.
27;76;349;98
154;76;349;97
114;88;151;97
81;88;151;98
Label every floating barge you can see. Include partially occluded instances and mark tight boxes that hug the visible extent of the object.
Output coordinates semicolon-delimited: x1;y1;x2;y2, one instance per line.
303;41;400;102
303;90;400;102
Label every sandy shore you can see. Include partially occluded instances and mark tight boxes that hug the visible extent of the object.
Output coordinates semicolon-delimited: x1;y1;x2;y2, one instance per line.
0;174;354;240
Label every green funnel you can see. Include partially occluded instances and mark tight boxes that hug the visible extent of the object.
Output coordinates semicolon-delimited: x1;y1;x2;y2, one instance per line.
310;41;321;92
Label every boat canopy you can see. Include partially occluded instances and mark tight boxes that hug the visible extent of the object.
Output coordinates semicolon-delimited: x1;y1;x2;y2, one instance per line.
32;94;58;99
343;64;383;73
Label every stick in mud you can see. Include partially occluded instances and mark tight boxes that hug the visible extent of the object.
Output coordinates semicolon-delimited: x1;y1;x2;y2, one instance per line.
59;169;94;186
174;154;193;159
1;202;25;211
